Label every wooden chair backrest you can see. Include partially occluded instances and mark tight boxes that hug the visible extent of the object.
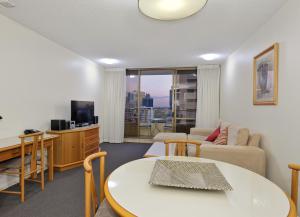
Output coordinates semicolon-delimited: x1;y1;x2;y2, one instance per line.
164;140;201;157
288;163;300;215
19;132;44;168
84;151;107;217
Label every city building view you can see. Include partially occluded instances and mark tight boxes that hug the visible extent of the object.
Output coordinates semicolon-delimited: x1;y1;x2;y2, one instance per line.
125;69;197;138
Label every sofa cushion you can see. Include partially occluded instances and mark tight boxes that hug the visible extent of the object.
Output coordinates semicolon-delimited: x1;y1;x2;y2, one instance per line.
213;127;228;145
153;133;187;142
205;127;220;142
187;134;212;145
236;128;250;146
248;134;261;147
227;123;250;146
188;134;205;141
220;120;231;130
190;128;214;136
227;124;240;146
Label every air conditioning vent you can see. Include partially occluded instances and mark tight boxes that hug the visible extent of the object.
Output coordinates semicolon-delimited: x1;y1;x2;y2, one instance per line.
0;0;15;8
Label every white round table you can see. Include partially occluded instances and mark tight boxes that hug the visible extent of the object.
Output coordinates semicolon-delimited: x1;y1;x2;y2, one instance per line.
105;156;291;217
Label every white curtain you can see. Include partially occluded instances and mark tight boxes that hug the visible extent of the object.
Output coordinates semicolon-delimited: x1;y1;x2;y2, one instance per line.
102;68;126;143
196;65;220;128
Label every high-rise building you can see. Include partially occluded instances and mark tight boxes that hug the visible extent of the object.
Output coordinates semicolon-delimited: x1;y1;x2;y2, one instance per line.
139;107;153;125
169;89;173;108
142;93;153;107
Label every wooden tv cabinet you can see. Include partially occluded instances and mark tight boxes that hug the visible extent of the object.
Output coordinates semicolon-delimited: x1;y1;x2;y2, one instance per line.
47;125;100;171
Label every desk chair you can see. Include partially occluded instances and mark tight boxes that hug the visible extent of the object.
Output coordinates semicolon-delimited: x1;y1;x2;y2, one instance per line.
164;139;201;157
288;164;300;216
0;132;45;202
84;152;117;217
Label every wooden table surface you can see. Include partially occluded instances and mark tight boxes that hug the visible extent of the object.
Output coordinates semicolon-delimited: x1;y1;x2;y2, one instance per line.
105;156;293;217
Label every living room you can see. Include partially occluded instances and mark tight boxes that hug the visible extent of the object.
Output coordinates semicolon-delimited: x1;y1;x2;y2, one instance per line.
0;0;299;217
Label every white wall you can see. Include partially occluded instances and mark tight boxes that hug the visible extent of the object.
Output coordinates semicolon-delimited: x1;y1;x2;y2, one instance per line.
221;0;300;209
0;14;104;138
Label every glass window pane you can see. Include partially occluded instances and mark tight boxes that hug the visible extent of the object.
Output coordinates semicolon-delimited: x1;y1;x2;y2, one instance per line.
140;71;173;138
124;68;197;138
175;69;197;133
125;70;139;137
176;119;196;134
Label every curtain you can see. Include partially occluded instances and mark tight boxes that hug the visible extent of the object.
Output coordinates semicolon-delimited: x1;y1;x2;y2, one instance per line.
102;68;126;143
196;65;220;128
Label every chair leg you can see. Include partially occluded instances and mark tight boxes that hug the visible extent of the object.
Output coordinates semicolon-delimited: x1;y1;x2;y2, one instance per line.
20;144;25;203
40;148;45;191
19;173;22;188
41;161;45;191
31;162;37;179
20;169;25;202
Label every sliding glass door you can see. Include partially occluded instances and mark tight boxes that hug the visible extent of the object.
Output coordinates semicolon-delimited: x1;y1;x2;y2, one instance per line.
139;70;173;138
125;70;139;137
125;68;197;139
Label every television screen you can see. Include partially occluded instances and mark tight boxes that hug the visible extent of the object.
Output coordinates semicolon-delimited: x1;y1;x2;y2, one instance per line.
71;100;94;126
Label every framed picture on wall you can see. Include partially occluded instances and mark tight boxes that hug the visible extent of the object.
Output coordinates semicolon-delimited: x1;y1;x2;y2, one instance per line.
253;43;279;105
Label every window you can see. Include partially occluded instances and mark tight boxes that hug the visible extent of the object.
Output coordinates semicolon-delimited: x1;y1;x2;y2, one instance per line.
125;68;197;138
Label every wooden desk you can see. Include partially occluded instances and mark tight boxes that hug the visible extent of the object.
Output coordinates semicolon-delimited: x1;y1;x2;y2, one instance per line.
0;134;58;181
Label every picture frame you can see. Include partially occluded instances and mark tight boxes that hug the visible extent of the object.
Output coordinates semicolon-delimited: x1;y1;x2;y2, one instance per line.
253;43;279;105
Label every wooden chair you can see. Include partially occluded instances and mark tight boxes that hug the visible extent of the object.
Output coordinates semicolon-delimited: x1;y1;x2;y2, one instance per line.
288;163;300;216
84;151;117;217
164;139;201;157
0;132;45;202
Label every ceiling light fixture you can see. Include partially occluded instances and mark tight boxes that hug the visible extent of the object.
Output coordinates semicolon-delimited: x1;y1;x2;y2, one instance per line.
98;58;120;65
200;53;220;61
138;0;208;21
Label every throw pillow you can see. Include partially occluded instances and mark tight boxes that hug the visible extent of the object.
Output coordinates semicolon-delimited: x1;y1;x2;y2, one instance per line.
219;120;231;130
213;127;228;145
248;134;261;147
205;127;220;142
227;124;239;146
236;128;250;146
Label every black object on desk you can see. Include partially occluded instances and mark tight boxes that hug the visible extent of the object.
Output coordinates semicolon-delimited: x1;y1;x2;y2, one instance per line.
51;119;66;131
24;129;40;135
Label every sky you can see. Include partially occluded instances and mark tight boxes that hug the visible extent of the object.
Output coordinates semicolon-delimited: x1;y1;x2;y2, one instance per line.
141;75;172;107
141;75;172;97
127;74;173;107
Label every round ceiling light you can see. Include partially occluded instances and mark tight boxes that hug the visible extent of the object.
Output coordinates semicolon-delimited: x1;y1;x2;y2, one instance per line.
138;0;208;21
200;53;221;61
98;58;120;65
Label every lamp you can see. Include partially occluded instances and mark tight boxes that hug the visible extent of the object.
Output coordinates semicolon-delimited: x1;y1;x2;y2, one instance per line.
138;0;208;21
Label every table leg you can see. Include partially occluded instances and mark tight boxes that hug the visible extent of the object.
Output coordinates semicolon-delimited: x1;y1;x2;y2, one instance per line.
47;141;54;181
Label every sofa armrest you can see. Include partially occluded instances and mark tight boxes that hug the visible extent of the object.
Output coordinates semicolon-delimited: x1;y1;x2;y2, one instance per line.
190;128;214;136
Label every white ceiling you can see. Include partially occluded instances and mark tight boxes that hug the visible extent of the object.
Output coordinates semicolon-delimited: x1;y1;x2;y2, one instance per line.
0;0;287;68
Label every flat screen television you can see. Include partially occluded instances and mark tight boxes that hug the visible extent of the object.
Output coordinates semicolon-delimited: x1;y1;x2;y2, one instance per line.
71;100;94;126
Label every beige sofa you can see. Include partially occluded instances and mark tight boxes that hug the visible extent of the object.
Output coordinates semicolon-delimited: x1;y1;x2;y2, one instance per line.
148;123;266;176
188;127;266;176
